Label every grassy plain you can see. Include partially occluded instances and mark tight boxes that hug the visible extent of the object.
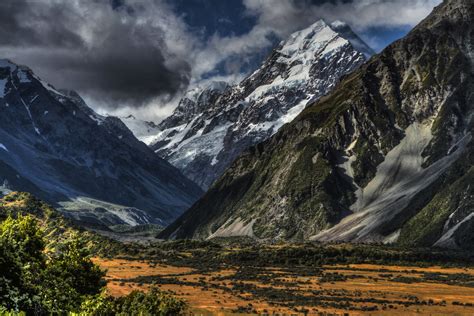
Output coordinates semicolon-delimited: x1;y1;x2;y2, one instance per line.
93;241;474;315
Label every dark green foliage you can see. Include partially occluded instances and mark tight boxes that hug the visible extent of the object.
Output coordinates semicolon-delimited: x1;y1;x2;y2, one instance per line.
0;215;45;314
0;214;105;314
81;288;187;316
40;233;106;313
0;192;188;315
127;239;474;271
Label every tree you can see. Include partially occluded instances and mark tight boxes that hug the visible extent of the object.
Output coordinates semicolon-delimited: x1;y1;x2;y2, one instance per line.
0;215;45;313
0;216;105;314
40;232;105;313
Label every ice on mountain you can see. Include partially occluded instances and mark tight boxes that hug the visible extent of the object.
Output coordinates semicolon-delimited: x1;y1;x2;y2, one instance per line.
141;19;372;188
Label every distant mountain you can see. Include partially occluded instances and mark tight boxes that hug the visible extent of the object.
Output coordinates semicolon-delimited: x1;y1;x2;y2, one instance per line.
0;60;202;228
159;0;474;251
135;20;373;189
120;114;161;145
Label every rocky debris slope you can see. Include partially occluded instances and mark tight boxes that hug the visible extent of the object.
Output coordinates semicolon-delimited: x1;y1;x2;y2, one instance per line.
146;20;373;189
159;0;474;250
0;60;202;228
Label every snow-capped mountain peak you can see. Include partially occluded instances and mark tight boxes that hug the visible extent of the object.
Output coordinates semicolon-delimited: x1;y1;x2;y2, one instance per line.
158;0;474;247
278;19;347;58
131;20;373;189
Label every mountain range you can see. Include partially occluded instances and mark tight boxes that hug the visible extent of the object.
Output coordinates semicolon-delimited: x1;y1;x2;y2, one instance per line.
0;61;202;229
127;20;374;189
0;0;471;251
159;0;474;250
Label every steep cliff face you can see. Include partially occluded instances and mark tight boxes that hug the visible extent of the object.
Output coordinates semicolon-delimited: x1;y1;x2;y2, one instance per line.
0;60;203;228
148;20;372;189
159;0;474;250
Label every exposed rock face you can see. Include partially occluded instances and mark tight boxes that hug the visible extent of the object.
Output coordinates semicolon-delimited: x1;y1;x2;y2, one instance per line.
0;60;203;228
147;20;373;189
159;0;474;250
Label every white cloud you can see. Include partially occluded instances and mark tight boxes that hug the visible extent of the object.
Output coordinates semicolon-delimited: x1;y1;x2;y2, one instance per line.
243;0;442;33
121;0;443;121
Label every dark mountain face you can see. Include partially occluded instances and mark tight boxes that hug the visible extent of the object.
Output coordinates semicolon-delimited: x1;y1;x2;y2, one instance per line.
159;0;474;250
148;20;372;189
0;60;203;228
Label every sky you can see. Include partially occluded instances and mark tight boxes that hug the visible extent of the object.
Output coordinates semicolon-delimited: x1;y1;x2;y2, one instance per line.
0;0;442;121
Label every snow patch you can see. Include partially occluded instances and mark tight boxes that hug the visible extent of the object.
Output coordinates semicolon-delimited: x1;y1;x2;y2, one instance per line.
244;96;311;138
0;143;8;152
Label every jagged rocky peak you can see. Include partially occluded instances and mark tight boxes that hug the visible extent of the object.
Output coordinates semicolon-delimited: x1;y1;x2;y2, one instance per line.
146;19;372;189
0;58;203;229
159;0;474;251
158;81;230;131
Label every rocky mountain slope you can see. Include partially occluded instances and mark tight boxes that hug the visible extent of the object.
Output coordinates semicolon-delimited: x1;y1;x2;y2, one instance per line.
159;0;474;250
146;20;373;189
0;60;202;228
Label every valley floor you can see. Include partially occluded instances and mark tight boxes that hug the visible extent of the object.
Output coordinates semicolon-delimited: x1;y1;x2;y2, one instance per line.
93;243;474;315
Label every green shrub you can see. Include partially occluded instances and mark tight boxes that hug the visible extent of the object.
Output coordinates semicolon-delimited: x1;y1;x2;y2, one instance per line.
79;288;187;316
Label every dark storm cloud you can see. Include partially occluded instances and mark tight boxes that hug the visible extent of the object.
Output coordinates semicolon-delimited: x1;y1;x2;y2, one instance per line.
0;0;442;120
0;0;191;107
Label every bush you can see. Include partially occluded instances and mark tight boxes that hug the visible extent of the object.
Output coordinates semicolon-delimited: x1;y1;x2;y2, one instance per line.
80;288;187;316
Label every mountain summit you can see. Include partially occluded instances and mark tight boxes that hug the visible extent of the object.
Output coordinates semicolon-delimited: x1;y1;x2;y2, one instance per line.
0;59;202;228
159;0;474;250
141;20;373;189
